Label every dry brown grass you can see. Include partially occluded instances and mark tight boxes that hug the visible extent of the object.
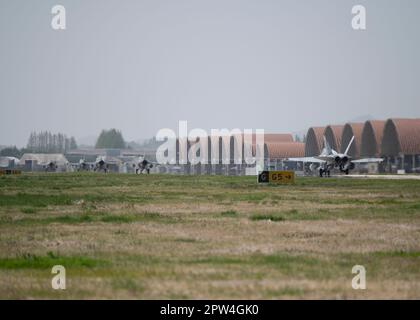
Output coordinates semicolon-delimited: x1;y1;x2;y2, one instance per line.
0;173;419;299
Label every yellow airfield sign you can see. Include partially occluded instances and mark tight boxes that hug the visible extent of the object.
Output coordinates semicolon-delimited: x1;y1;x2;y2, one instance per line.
269;171;295;183
258;170;295;184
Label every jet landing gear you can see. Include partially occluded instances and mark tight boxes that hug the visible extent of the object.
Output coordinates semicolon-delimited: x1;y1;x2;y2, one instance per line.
136;168;150;174
339;163;353;175
319;168;331;177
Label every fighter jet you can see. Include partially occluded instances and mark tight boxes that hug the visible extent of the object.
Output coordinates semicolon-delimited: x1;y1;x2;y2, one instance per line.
76;159;92;171
134;156;157;174
94;156;109;173
288;136;383;177
44;161;58;172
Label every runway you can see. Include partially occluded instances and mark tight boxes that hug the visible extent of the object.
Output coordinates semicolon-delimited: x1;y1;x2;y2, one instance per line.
342;174;420;180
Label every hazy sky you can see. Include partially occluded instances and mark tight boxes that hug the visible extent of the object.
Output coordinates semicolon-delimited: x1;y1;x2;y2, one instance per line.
1;0;419;147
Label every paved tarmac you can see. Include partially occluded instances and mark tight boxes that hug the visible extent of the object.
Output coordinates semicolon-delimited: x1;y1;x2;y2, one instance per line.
342;174;420;180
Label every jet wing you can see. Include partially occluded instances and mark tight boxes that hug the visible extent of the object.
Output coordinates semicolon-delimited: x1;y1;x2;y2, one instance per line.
144;161;159;165
352;158;384;163
287;157;326;163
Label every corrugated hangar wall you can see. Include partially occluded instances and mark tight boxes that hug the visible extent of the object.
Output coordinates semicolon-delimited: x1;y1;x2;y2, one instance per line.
381;119;420;156
360;120;385;157
304;127;325;156
380;119;420;173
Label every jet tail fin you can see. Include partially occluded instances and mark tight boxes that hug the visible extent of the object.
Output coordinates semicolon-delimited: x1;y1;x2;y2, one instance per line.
322;136;332;155
344;136;355;156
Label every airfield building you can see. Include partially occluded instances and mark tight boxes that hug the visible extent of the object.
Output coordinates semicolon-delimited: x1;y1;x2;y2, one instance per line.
360;120;386;158
381;118;420;173
304;127;324;157
264;142;305;171
171;133;298;175
19;153;69;172
0;157;20;169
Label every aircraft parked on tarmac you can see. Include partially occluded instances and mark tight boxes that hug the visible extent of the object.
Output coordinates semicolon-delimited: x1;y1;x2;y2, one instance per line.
288;136;383;177
94;156;110;173
134;156;157;174
76;159;92;171
44;161;58;172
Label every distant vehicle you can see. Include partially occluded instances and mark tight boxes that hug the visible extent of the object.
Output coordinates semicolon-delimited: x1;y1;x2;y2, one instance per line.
288;136;383;177
134;156;157;174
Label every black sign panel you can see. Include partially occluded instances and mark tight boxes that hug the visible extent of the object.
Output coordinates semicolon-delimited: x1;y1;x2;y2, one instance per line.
258;171;269;183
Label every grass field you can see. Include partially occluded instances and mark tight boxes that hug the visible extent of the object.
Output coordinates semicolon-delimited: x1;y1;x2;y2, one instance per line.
0;173;419;299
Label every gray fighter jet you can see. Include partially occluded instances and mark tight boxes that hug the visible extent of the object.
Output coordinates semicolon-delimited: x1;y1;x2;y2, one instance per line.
288;136;383;177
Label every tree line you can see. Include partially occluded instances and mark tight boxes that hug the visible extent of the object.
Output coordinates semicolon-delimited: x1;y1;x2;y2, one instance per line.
0;132;79;158
95;129;126;149
26;131;78;153
1;128;128;158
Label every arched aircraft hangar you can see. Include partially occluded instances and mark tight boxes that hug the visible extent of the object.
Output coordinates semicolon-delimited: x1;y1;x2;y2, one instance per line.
160;118;420;175
304;127;324;156
381;118;420;172
360;120;386;158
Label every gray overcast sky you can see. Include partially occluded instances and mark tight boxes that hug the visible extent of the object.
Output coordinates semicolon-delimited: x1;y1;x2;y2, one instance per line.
1;0;419;147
